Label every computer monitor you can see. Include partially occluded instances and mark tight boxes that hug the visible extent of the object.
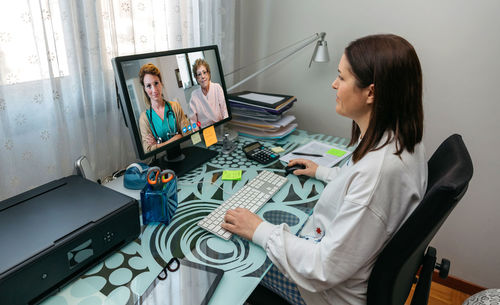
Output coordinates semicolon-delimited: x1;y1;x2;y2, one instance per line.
112;45;231;176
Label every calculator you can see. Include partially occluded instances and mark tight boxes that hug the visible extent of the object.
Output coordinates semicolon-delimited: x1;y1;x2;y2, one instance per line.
242;142;279;164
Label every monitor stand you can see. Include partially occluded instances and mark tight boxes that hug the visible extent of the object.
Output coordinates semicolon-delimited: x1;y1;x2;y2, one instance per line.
151;145;218;177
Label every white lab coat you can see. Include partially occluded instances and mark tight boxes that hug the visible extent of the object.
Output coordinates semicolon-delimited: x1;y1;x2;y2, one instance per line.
253;133;427;305
188;82;228;128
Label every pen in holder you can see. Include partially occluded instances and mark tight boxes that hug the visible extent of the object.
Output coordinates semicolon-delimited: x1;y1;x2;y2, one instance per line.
140;167;178;225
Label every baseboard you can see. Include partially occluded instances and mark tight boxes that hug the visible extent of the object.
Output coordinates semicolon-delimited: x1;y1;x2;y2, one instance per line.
432;271;486;295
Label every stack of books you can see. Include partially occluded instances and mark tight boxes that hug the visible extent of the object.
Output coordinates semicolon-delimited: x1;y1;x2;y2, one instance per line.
227;91;298;139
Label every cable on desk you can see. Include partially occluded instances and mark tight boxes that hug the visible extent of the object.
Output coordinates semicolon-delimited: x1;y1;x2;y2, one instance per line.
99;167;127;184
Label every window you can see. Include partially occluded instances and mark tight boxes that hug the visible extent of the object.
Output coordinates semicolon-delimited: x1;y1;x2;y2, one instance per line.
175;51;205;89
0;0;68;85
187;51;204;80
176;54;193;88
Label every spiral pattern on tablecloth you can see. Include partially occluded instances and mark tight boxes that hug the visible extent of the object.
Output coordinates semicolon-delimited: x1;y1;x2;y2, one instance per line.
146;200;268;277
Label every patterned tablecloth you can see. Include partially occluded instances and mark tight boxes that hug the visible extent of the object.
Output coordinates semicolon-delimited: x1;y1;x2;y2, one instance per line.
41;130;351;305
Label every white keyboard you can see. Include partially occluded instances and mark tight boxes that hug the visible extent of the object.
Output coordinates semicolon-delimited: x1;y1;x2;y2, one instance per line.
198;170;288;240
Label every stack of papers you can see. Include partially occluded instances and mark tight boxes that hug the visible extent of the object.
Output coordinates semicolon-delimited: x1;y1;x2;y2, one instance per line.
230;115;296;132
230;123;298;139
231;105;291;122
228;91;296;113
228;91;297;139
280;141;352;167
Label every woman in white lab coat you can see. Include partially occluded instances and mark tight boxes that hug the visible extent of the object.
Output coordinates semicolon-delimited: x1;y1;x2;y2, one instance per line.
222;34;427;305
188;59;228;128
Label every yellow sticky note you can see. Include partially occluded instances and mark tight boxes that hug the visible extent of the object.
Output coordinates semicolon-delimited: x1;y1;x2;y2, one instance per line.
191;132;201;145
271;146;285;153
222;170;242;181
202;125;218;147
327;148;347;157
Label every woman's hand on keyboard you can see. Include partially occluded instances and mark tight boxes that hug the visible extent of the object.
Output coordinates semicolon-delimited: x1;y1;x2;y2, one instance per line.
222;208;263;241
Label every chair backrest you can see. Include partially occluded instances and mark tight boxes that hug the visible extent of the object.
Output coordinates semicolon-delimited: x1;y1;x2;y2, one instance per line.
367;134;474;305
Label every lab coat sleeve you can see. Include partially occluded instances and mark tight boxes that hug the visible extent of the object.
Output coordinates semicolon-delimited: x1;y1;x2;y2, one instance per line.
252;200;388;293
188;93;199;125
215;83;228;119
315;165;342;183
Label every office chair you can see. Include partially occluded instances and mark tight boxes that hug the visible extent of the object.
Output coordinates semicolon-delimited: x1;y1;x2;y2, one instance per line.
367;134;474;305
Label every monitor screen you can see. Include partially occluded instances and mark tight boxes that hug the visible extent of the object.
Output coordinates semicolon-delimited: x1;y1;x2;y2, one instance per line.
112;45;231;176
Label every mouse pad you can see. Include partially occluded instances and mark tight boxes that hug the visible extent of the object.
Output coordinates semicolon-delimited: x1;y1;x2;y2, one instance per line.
135;259;223;305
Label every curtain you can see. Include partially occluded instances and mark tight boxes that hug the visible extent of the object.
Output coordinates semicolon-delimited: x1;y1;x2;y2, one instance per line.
0;0;235;201
199;0;236;80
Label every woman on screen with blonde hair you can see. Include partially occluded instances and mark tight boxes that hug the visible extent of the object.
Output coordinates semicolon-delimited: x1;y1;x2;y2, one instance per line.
138;63;191;153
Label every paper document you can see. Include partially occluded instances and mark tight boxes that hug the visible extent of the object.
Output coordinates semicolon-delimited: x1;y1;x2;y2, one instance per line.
231;123;297;139
280;140;352;167
239;93;283;104
230;115;296;131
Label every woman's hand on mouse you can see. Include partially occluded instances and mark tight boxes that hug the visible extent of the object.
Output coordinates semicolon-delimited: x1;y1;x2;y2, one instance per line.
288;159;318;177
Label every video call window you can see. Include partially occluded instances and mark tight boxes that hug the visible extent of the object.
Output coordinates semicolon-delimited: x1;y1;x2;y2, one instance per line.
112;46;231;174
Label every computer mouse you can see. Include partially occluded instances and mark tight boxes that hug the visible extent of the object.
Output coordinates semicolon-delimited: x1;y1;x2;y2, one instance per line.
284;164;306;176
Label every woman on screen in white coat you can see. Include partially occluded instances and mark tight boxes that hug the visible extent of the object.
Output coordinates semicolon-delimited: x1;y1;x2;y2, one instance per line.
222;34;427;305
188;59;228;128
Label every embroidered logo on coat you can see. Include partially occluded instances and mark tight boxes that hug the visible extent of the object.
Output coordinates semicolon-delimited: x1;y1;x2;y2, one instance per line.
301;227;325;243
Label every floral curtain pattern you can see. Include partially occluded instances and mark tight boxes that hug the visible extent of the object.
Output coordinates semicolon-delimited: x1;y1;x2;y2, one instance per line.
0;0;235;201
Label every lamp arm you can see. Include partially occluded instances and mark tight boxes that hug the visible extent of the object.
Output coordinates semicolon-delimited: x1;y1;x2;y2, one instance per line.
224;33;317;78
227;33;321;92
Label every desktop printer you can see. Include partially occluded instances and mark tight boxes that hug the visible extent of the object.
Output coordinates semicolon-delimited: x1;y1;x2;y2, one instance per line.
0;175;141;305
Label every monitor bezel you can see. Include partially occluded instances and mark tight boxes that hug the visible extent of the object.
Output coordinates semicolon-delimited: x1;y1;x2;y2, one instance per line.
112;45;231;161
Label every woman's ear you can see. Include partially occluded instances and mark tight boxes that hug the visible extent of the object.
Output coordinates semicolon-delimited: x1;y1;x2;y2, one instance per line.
366;84;375;105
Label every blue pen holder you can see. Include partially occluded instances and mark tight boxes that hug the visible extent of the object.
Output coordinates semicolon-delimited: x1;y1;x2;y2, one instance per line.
140;173;178;225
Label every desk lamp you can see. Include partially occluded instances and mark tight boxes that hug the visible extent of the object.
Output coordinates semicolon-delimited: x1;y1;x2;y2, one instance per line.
226;32;330;92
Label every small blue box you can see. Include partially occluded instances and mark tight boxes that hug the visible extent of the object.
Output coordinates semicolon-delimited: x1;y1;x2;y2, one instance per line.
140;175;178;225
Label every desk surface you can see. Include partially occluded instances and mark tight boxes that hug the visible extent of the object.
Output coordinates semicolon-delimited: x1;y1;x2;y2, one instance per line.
41;130;350;305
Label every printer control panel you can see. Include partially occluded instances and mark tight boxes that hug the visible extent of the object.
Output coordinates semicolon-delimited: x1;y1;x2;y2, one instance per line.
103;231;115;244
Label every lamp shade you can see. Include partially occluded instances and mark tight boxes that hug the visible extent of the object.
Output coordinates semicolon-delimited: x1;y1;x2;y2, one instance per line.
309;32;329;67
313;40;329;63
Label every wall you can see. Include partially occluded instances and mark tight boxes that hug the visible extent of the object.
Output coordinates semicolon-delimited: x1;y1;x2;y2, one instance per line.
235;0;500;288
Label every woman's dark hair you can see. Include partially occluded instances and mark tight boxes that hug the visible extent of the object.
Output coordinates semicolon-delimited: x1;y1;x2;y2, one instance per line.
345;34;423;162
